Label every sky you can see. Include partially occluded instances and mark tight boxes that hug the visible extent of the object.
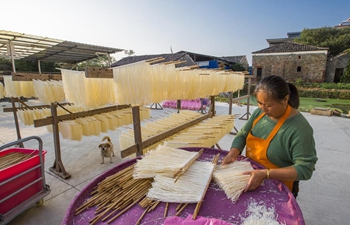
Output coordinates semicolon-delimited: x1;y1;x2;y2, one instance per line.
1;0;349;65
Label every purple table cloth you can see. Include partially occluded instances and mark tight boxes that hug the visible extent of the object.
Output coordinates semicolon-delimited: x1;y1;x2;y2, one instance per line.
62;147;304;225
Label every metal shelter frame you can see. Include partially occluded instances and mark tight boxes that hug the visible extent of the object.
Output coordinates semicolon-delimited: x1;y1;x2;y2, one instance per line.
0;30;124;72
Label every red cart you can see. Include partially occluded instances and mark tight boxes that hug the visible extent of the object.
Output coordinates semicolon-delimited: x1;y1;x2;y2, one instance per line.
0;136;51;224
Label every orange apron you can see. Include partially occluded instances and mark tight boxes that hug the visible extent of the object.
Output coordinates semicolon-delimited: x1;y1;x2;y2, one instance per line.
246;105;294;191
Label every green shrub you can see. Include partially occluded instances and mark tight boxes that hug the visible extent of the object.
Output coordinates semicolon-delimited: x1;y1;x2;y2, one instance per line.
298;89;350;99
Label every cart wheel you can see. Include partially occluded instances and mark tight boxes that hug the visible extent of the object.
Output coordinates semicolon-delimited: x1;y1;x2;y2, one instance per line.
36;199;44;207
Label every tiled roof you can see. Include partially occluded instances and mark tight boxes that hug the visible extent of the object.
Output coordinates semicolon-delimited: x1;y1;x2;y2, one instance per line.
252;41;328;54
221;55;246;64
111;52;196;67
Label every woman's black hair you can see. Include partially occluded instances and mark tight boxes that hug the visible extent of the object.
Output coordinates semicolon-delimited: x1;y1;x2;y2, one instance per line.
254;75;299;109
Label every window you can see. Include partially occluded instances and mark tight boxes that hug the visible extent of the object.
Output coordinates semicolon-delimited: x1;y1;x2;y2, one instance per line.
297;66;301;72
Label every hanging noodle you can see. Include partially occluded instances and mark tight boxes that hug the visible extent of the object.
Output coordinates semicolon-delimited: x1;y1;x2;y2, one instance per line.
32;79;65;104
113;61;152;106
111;60;245;106
60;69;115;109
0;83;4;99
3;76;36;98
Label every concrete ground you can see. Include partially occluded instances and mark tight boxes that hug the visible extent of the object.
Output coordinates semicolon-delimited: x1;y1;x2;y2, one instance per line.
0;100;349;225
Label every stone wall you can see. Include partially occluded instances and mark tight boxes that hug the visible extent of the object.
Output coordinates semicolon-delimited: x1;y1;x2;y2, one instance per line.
252;53;327;82
325;53;350;82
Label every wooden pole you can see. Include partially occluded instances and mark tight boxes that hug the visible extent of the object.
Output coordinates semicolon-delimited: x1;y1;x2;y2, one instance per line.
132;106;143;156
49;102;71;179
11;98;23;147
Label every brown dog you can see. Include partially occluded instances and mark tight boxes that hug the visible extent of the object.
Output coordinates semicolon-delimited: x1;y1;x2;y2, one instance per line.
98;136;115;164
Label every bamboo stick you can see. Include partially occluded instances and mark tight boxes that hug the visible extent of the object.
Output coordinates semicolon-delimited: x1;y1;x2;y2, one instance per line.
106;196;144;224
175;203;188;216
135;205;150;225
164;202;169;218
173;148;204;182
176;203;183;211
148;200;160;212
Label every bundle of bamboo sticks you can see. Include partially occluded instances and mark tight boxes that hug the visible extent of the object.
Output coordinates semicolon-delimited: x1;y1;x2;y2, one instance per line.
74;149;219;224
74;163;153;224
0;151;35;170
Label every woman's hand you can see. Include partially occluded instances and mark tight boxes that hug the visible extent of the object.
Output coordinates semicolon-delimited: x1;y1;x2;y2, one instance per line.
221;148;240;165
242;169;267;192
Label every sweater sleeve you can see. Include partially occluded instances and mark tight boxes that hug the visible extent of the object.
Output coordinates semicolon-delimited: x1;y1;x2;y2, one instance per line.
291;124;318;180
231;108;261;152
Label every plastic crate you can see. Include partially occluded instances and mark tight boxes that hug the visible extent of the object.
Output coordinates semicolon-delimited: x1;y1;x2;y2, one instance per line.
0;148;47;215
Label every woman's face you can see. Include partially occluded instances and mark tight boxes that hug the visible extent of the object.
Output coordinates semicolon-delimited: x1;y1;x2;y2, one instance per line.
256;91;288;120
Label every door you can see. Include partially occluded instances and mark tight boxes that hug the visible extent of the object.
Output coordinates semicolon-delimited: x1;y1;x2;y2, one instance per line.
257;68;262;79
334;68;343;83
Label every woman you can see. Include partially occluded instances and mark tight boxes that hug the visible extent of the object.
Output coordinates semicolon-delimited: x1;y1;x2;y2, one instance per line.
222;75;318;197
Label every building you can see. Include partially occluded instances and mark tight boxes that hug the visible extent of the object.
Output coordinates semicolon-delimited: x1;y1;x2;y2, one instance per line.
266;32;301;47
113;51;249;72
326;51;350;82
111;52;196;68
334;17;350;29
176;51;236;69
252;42;328;82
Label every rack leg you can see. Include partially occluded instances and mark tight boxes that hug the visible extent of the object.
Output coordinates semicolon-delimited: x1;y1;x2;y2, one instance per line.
50;160;71;179
230;126;239;135
239;112;251;120
50;103;71;179
11;98;24;148
150;103;163;110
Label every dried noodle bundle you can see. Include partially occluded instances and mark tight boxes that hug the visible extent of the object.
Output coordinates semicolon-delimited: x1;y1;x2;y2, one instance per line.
164;115;234;148
133;145;199;179
147;160;215;203
213;160;253;203
118;110;201;152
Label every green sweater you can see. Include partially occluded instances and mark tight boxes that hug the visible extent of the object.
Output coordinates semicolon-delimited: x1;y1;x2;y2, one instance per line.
231;108;318;180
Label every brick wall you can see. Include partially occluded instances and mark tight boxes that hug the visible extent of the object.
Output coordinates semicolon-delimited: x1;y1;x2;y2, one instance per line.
252;53;327;82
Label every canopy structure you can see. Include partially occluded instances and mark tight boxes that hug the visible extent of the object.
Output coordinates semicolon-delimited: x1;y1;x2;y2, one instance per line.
0;30;124;72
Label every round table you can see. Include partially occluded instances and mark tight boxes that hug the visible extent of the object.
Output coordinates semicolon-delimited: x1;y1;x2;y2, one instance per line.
62;147;305;225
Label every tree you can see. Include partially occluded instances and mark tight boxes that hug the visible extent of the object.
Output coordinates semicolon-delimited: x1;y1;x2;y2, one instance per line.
124;50;135;56
76;55;116;70
0;58;12;71
340;55;350;83
0;57;57;72
230;63;245;71
294;27;350;57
